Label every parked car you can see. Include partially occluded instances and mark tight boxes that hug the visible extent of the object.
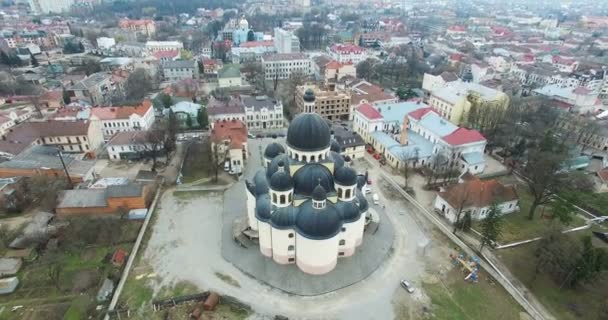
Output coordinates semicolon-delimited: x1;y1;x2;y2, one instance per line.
224;161;230;171
400;280;415;293
256;134;263;139
248;133;255;139
367;178;372;185
372;193;379;205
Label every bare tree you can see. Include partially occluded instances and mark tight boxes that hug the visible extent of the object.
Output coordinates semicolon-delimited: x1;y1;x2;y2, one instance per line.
208;140;229;182
451;183;472;234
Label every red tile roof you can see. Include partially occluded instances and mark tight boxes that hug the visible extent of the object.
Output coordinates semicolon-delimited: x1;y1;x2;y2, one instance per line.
408;107;435;120
442;127;485;145
239;40;274;48
439;176;518;209
356;103;382;120
111;249;128;266
0;120;92;155
211;119;247;149
573;87;592;95
91;100;152;120
330;44;364;54
153;50;179;59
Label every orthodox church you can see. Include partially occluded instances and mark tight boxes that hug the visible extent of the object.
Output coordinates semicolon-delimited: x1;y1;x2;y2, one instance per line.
245;91;370;275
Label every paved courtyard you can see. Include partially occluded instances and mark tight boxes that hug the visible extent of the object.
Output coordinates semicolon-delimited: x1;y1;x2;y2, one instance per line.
139;137;440;319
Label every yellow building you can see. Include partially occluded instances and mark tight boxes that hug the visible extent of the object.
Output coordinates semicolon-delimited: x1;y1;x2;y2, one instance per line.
295;85;351;121
429;81;509;124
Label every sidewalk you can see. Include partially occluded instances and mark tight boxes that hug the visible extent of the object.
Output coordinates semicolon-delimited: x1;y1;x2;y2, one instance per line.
364;154;554;320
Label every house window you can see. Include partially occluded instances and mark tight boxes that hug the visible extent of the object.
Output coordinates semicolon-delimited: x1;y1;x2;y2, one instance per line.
288;258;295;262
338;252;345;256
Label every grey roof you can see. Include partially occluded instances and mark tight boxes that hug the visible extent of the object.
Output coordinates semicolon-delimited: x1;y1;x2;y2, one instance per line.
242;95;279;111
163;59;196;69
56;189;107;208
0;258;22;276
106;183;143;198
135;170;157;181
0;145;95;177
332;125;364;149
70;72;111;90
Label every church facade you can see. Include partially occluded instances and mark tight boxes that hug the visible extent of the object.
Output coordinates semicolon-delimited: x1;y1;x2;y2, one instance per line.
245;91;370;275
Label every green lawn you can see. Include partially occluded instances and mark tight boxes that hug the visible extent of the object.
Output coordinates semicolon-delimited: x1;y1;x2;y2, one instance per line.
496;231;608;320
560;190;608;216
473;180;587;244
423;269;522;320
180;141;214;184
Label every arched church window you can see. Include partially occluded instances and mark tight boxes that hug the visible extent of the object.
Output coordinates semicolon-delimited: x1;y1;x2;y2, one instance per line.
339;240;345;246
345;189;351;199
280;194;286;204
272;193;277;204
288;245;294;251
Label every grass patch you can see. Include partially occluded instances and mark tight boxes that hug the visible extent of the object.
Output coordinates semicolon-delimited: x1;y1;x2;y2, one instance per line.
473;183;587;243
156;281;200;300
560;189;608;216
496;230;608;320
120;275;154;308
423;269;522;320
181;141;214;183
214;272;240;288
172;190;209;200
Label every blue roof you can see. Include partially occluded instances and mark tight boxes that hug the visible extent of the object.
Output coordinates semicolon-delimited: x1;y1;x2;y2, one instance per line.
371;130;434;160
374;102;426;124
418;112;458;137
462;152;484;165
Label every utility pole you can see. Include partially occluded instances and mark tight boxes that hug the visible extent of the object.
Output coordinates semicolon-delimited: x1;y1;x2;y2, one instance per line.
58;151;73;189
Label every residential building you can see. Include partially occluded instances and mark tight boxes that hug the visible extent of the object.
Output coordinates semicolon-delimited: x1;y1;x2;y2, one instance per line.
324;61;356;83
207;96;246;126
421;72;459;102
153;50;180;65
242;95;283;130
332;125;365;160
0;109;34;137
348;80;398;120
328;44;366;64
162;60;198;82
119;19;156;37
295;85;351;121
353;102;487;174
0;145;95;183
428;81;509;124
274;27;300;54
231;41;276;63
114;42;146;57
28;0;74;14
218;64;242;88
145;41;183;53
166;101;203;128
312;55;332;81
211;119;248;173
96;37;116;50
533;85;601;114
434;175;519;223
202;58;223;75
90;100;155;141
261;53;312;80
106;131;159;161
67;72;122;106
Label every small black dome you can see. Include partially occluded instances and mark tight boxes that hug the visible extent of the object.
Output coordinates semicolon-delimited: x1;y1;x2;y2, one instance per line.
287;113;331;151
330;151;344;170
292;163;335;196
330;139;341;153
343;155;351;163
337;200;361;222
335;166;357;186
266;154;290;179
303;89;315;102
271;206;297;229
295;201;342;239
270;170;293;191
312;184;326;201
253;170;269;196
264;142;285;159
255;194;272;221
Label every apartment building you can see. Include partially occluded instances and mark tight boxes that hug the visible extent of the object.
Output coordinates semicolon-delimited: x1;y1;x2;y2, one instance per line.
67;72;123;106
242;95;283;130
145;41;183;53
119;19;156;37
162;60;199;82
28;0;74;14
328;44;366;65
274;27;300;54
90;100;156;141
261;53;312;80
295;85;351;121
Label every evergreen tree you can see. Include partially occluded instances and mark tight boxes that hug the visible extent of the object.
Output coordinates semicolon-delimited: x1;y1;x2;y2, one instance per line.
479;203;503;251
30;54;39;67
62;88;71;105
185;114;193;129
0;51;9;65
197;107;208;129
78;42;85;53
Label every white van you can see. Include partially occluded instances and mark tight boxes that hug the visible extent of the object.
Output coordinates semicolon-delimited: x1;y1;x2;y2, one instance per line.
224;161;230;171
372;194;379;205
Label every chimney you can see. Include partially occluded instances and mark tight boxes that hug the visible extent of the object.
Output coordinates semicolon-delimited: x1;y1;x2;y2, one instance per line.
400;115;408;145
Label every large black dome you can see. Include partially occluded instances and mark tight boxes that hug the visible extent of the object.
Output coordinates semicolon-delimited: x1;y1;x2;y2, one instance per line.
295;200;342;239
292;164;335;196
287;113;331;151
264;142;285;159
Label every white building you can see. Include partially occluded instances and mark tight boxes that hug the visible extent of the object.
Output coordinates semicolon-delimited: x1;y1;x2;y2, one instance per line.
162;60;199;82
28;0;74;14
96;37;116;50
90;101;156;141
328;44;366;65
106;131;159;161
261;53;312;80
533;84;601;115
242;95;283;130
245;113;369;275
434;175;519;223
274;27;300;54
145;41;184;53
